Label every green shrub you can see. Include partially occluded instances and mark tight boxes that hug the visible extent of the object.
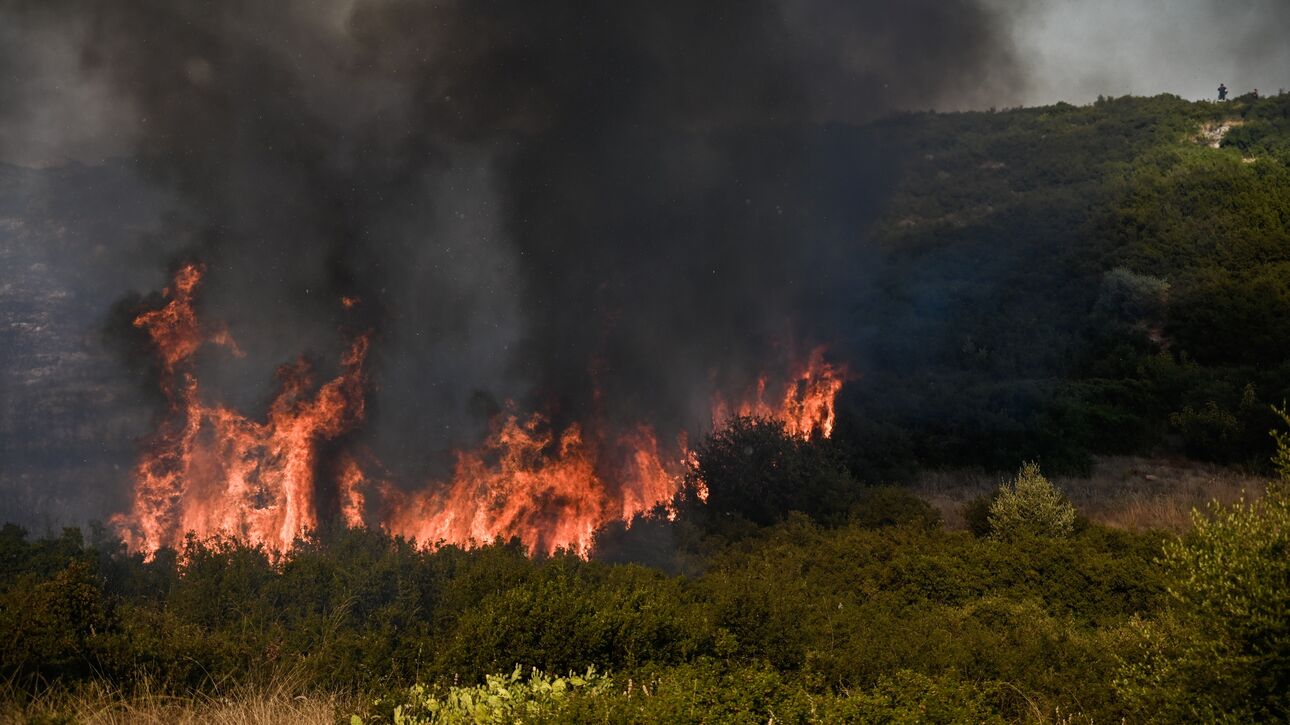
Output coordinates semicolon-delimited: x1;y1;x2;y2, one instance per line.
365;666;612;724
688;416;860;527
1270;405;1290;479
1115;484;1289;722
0;560;114;682
568;662;1006;724
1116;412;1289;721
987;462;1076;540
434;563;703;679
1094;267;1169;325
962;493;996;538
1171;401;1242;461
850;486;941;530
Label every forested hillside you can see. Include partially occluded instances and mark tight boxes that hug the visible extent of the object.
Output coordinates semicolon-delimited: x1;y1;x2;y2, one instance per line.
837;92;1290;475
3;95;1289;722
3;94;1289;526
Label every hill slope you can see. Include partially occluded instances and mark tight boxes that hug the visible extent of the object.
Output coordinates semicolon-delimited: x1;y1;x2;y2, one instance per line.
2;94;1289;530
835;92;1290;475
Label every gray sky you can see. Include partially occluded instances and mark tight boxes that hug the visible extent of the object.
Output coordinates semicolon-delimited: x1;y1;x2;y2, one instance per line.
1006;0;1290;105
0;0;1287;167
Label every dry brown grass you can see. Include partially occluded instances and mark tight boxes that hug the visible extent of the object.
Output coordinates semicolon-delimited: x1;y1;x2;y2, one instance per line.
914;456;1266;533
0;675;356;725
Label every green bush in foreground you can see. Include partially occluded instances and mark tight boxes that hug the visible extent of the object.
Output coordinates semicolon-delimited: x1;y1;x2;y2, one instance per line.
364;666;612;725
987;462;1077;540
370;662;1006;724
1116;414;1290;722
1116;482;1289;722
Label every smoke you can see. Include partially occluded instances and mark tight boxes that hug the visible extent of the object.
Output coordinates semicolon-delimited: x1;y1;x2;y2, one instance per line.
1;1;1021;506
1004;0;1290;105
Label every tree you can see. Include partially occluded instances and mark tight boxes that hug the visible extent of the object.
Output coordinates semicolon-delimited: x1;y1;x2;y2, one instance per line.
987;462;1076;540
687;416;858;527
1;559;114;682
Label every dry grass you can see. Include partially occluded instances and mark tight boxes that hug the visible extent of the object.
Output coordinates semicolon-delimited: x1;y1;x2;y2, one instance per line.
915;456;1266;533
0;675;356;725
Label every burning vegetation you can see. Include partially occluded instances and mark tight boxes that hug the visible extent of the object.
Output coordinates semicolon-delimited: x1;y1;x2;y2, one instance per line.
114;264;847;558
112;263;371;557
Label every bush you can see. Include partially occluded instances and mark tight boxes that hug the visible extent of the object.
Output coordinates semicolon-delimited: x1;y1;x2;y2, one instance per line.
1270;405;1290;479
1116;484;1289;722
0;560;115;683
688;416;860;527
987;462;1077;540
962;493;996;538
567;662;1007;724
850;486;941;530
1170;401;1242;461
1094;267;1169;325
366;666;612;724
1117;416;1290;722
434;563;702;679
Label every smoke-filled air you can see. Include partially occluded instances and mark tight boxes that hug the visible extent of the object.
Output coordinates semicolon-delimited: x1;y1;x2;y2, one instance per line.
3;0;1001;552
2;0;1288;722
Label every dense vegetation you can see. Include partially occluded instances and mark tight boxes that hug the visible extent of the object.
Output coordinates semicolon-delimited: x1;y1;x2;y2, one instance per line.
4;95;1290;721
837;92;1290;476
3;415;1287;722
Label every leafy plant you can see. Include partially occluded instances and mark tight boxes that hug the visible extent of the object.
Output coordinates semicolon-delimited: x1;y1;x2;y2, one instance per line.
1270;405;1290;480
987;462;1077;540
364;666;612;725
1171;401;1242;461
1117;412;1290;722
1115;485;1288;722
687;416;859;527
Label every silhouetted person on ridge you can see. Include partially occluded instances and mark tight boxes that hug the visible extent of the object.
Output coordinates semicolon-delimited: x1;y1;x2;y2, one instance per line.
1218;83;1228;101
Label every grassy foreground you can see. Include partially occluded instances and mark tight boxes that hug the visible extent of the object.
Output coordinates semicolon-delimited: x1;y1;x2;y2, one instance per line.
2;676;350;725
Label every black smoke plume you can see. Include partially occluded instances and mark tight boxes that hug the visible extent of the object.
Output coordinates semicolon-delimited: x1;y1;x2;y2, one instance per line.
1;0;1019;503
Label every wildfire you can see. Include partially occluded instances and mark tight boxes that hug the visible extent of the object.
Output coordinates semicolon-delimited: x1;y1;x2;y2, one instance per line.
712;346;848;440
112;263;370;556
114;264;848;558
381;414;685;556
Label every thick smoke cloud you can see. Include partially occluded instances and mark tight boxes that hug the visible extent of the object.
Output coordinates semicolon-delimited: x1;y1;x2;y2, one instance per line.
1;1;1020;502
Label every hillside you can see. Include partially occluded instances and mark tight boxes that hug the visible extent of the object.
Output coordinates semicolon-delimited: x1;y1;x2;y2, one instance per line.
3;94;1290;723
5;95;1290;532
836;92;1290;475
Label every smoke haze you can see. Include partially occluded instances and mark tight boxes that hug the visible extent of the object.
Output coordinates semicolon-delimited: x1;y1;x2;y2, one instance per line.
1007;0;1290;105
3;0;1284;530
1;0;1023;526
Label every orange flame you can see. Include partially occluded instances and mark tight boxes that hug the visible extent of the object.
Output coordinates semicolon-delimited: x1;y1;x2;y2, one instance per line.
115;264;848;559
336;453;367;529
712;346;848;440
381;413;685;556
113;264;370;557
